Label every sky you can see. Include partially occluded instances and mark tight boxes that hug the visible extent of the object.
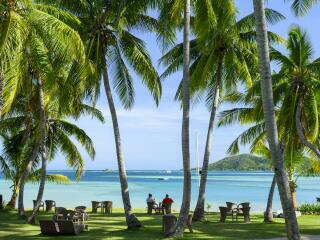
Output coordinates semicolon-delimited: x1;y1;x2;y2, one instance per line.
48;1;320;170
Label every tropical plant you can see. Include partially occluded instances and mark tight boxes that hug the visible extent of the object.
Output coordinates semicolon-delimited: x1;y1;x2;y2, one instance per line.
299;203;320;215
160;0;284;222
37;0;163;228
252;0;300;238
289;0;320;16
0;90;101;216
0;0;88;219
0;132;71;209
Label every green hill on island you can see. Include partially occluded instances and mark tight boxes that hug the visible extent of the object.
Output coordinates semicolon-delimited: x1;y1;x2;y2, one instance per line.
203;154;271;171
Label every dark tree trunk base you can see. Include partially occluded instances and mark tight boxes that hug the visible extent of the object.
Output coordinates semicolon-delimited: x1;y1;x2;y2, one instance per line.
126;214;142;229
264;211;274;223
27;216;37;225
192;208;206;222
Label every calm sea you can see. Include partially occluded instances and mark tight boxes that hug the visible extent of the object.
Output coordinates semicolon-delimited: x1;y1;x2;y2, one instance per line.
0;171;319;212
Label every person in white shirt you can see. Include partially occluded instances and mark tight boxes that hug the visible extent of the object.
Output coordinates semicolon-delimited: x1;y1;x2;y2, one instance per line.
146;193;156;204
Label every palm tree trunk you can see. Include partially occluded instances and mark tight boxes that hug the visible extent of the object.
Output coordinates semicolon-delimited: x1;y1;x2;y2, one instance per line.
27;78;47;224
0;71;3;116
252;0;300;239
295;97;320;159
264;174;276;222
102;68;141;229
18;142;41;217
193;59;222;222
288;171;298;210
7;181;20;209
170;0;191;237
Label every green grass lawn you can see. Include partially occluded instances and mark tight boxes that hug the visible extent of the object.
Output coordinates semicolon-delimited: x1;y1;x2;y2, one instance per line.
0;209;319;239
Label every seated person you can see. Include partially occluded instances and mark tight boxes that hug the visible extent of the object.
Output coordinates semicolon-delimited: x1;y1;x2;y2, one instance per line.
162;194;174;205
146;193;157;207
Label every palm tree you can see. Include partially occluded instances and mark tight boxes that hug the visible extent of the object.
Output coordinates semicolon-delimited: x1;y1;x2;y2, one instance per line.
0;87;101;218
0;131;71;209
171;0;191;236
0;0;87;217
40;0;162;228
252;0;300;238
269;26;320;160
160;0;284;221
289;0;320;16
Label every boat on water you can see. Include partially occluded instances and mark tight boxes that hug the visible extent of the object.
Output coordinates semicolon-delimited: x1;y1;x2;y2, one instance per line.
166;170;172;174
158;177;169;181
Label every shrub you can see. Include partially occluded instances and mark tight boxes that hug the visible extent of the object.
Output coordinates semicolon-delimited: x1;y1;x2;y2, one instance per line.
299;203;320;215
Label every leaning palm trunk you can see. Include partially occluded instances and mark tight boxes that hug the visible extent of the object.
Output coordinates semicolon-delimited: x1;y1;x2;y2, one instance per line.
27;79;47;224
193;60;222;221
170;0;191;237
264;174;276;222
102;69;141;229
253;0;300;239
295;98;320;159
18;141;41;217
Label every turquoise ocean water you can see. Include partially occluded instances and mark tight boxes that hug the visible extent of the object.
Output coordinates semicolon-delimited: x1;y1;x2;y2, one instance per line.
0;171;319;212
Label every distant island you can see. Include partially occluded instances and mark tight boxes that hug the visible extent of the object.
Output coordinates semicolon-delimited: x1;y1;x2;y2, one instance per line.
193;154;272;171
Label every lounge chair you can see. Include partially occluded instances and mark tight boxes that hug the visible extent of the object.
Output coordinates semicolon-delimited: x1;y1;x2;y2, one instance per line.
39;220;60;236
33;200;45;212
56;220;84;235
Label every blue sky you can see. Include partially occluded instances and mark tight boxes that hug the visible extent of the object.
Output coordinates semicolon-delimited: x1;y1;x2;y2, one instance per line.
49;1;320;170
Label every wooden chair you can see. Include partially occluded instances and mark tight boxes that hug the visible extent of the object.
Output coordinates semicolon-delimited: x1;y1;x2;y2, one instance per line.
236;202;251;222
226;202;237;221
39;220;60;236
91;201;101;213
102;201;113;214
147;202;158;214
54;207;69;220
75;206;89;223
162;214;177;236
56;220;84;235
162;202;172;214
45;200;56;212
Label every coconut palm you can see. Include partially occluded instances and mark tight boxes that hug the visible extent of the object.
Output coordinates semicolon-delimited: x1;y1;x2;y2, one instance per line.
289;0;320;16
0;132;71;209
0;87;101;218
160;0;284;221
219;24;320;217
270;26;320;160
252;0;300;238
38;0;162;228
0;0;87;218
